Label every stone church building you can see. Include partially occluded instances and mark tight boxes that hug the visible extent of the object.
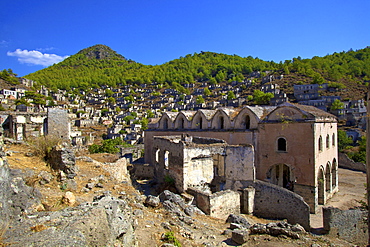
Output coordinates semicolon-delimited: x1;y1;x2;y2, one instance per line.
144;102;338;213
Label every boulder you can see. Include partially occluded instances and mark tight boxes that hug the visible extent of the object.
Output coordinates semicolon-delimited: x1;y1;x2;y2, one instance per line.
145;195;160;207
226;214;251;228
232;229;249;245
47;144;77;178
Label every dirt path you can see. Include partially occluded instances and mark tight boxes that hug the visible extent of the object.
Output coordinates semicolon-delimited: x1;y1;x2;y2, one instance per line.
310;168;366;229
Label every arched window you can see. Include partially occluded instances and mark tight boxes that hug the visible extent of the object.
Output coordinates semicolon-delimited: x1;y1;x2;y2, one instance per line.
163;119;168;129
196;117;203;129
164;151;169;169
326;134;330;149
180;118;184;129
219;116;224;129
245;115;250;129
332;133;335;147
319;136;323;152
277;137;287;152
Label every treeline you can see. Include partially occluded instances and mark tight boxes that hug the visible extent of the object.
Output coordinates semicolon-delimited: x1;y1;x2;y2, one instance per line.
24;45;370;91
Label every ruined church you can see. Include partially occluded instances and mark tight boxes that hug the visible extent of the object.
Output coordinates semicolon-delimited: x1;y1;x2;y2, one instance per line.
144;102;338;213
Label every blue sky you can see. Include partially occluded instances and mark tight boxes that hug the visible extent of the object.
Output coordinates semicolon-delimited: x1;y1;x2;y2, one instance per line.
1;0;369;77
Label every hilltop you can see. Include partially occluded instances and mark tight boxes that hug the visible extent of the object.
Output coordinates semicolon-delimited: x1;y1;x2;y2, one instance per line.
22;45;369;101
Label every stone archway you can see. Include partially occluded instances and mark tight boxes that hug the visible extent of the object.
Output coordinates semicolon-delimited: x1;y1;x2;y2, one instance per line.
267;164;294;190
325;162;332;192
332;158;338;189
318;166;325;205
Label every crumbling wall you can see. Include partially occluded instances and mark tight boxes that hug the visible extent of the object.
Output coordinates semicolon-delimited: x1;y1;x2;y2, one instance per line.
338;152;366;172
323;207;367;246
184;147;215;189
188;188;240;219
224;145;254;190
243;180;310;231
131;163;154;179
100;158;129;182
47;108;70;140
0;154;10;230
47;144;77;179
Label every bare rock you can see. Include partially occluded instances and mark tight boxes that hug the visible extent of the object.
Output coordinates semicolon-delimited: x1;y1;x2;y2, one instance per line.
47;144;77;178
226;214;251;228
145;195;160;207
62;191;76;206
38;171;53;185
232;229;250;245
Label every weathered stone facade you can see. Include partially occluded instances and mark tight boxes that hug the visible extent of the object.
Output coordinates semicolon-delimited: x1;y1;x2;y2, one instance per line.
242;180;310;230
188;188;240;219
1;108;71;141
152;135;254;193
323;207;367;246
46;108;70;140
145;102;338;213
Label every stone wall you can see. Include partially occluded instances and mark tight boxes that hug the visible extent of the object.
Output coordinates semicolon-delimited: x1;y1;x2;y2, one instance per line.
0;126;10;230
224;145;254;190
47;108;70;140
0;156;10;231
243;180;310;231
338;152;366;172
188;188;240;219
323;207;367;246
131;163;154;179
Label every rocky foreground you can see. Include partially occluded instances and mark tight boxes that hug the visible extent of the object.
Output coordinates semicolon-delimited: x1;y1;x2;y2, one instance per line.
0;142;355;246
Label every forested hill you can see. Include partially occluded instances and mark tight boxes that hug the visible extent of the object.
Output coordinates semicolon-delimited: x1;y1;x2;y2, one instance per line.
25;44;370;98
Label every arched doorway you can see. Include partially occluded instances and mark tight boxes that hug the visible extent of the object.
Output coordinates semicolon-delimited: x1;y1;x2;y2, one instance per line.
245;115;250;129
219;116;224;129
325;162;331;192
267;164;294;190
332;159;337;189
318;167;325;205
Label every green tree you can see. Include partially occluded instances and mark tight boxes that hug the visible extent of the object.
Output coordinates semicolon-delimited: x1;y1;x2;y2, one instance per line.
204;87;211;96
105;89;113;97
253;90;274;105
147;110;155;118
227;91;236;100
196;95;205;104
337;130;353;152
330;99;344;111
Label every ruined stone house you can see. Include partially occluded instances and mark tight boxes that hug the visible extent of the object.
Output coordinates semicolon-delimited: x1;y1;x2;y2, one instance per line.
144;102;338;213
2;108;71;141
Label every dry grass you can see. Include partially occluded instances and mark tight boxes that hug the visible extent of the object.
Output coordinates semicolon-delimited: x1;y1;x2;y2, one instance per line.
27;135;64;158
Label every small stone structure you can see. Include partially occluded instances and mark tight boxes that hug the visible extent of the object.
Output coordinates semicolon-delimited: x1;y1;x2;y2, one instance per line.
152;135;254;193
188;188;240;219
243;180;310;231
46;108;70;140
1;108;71;141
2;112;47;140
323;207;367;246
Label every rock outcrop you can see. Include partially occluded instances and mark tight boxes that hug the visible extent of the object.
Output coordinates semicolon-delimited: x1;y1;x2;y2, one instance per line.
47;143;77;179
2;193;136;246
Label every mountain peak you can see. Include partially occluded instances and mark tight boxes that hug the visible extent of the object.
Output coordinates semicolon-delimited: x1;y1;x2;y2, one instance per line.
77;44;126;60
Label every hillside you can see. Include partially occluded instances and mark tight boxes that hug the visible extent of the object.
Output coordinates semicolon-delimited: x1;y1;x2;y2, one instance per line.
2;142;361;246
23;45;370;101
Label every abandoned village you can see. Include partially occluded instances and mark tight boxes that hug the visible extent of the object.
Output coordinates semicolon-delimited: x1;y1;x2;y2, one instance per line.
0;65;368;246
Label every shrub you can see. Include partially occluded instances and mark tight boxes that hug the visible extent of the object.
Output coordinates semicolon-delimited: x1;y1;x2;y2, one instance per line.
163;231;181;247
27;135;63;158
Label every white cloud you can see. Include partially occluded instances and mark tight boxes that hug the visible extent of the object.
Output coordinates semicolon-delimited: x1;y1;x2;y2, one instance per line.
7;49;69;66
